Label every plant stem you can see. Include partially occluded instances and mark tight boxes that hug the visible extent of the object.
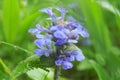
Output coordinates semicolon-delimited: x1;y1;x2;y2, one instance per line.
54;65;61;80
54;46;61;80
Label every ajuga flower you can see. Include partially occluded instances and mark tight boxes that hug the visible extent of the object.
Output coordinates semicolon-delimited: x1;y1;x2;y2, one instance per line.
29;7;89;70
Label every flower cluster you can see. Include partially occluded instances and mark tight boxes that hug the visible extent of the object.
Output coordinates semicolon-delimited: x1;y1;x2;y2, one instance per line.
29;7;89;70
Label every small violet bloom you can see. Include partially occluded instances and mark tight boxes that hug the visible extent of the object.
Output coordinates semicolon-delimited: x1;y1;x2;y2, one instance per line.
34;36;52;57
55;50;85;70
56;7;67;20
29;7;89;70
55;54;73;70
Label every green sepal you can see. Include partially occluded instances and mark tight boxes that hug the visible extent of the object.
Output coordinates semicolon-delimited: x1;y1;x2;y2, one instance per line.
40;55;55;68
64;43;81;52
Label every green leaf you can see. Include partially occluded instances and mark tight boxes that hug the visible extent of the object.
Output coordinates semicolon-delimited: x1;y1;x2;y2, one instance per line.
89;60;108;80
77;59;92;71
0;70;8;79
27;68;48;80
12;55;43;78
18;12;41;41
3;0;20;42
0;58;13;78
97;0;120;32
105;52;120;80
78;0;112;51
97;1;120;17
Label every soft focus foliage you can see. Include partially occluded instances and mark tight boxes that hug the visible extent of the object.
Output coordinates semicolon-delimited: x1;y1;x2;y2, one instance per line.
0;0;120;80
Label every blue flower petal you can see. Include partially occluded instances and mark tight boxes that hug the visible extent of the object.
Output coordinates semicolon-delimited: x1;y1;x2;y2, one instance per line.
75;54;85;61
55;59;63;66
36;34;44;38
54;31;67;39
67;55;75;61
56;7;67;20
34;39;45;48
36;24;49;33
73;50;82;55
62;28;70;35
62;61;73;70
50;26;58;32
40;7;53;16
44;51;50;57
45;39;52;49
73;50;85;61
77;27;89;38
55;39;67;46
28;28;38;34
34;49;45;56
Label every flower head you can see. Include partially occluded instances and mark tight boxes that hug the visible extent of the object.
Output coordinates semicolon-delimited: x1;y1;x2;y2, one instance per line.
29;7;89;70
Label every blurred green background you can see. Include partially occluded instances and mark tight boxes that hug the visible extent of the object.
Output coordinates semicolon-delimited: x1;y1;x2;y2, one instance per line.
0;0;120;80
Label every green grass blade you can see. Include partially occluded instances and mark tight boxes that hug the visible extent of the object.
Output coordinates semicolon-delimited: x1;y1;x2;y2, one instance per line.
97;0;120;33
0;58;15;79
89;60;108;80
18;12;40;42
2;0;20;43
78;0;111;51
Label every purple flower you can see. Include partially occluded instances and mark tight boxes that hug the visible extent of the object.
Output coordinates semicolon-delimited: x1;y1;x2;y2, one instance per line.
28;24;41;34
28;24;50;38
62;61;73;70
55;54;73;70
34;37;51;49
53;30;67;39
66;21;89;38
55;49;85;70
34;48;52;57
29;7;89;70
34;39;45;48
53;29;69;46
65;50;85;62
77;27;89;38
40;7;53;17
50;26;58;32
70;29;79;39
34;35;53;57
56;7;67;20
40;8;58;23
72;50;85;61
55;39;67;46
